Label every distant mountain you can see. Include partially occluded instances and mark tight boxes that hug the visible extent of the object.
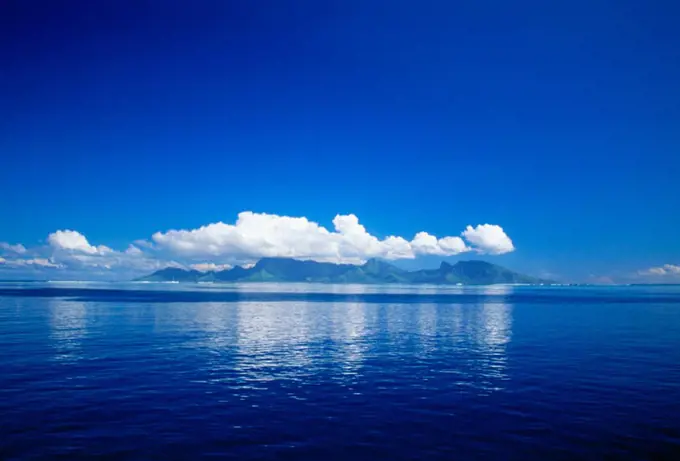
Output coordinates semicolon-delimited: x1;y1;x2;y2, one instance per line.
136;258;554;285
137;267;206;282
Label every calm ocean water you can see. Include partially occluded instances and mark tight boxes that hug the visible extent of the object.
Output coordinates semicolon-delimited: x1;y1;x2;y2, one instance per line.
1;283;679;460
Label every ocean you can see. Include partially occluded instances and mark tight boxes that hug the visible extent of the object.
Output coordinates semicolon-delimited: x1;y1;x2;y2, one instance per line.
1;283;679;460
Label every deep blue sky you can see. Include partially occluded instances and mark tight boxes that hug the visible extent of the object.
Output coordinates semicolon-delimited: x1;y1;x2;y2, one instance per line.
1;0;679;279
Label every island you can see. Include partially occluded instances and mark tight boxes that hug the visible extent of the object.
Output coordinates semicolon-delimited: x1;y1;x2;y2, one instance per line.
136;258;554;285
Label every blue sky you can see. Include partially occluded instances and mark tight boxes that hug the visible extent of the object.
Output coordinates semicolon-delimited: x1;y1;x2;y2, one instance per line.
1;1;679;282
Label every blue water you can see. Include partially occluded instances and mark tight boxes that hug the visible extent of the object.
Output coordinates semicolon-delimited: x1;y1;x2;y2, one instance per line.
1;283;680;460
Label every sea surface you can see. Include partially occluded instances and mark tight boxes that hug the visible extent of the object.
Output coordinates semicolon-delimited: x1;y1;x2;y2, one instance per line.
1;283;679;460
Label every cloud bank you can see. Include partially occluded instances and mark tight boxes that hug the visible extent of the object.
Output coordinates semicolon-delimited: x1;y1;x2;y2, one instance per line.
0;242;27;254
0;211;515;277
0;257;62;268
152;212;514;264
639;264;680;276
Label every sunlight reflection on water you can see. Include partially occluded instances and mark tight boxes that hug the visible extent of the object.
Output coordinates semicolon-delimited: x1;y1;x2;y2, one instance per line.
49;299;87;363
139;295;516;396
4;284;680;459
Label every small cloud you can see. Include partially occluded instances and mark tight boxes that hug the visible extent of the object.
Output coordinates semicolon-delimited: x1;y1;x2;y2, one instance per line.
589;275;615;285
125;245;143;256
411;232;469;256
0;242;27;254
0;258;63;269
639;264;680;276
461;224;515;255
48;230;110;255
189;263;233;272
26;258;63;268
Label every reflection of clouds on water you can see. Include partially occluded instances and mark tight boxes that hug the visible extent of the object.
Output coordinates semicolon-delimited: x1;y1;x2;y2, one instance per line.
475;302;513;391
416;303;439;356
478;302;512;347
380;303;439;345
169;288;514;396
478;284;513;296
187;301;374;385
442;301;513;394
329;302;370;375
185;302;239;357
233;302;317;382
417;303;438;337
48;298;87;362
229;283;375;294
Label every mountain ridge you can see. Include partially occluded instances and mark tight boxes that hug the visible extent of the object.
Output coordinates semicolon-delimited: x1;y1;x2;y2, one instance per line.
137;258;554;285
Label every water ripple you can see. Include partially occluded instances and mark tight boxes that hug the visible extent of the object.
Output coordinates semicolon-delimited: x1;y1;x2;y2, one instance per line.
1;284;679;459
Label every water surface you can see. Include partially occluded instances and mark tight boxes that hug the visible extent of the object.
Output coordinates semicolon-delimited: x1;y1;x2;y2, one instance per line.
1;283;679;460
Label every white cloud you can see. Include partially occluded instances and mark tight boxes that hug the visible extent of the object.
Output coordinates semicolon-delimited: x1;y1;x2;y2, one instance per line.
55;247;166;272
331;214;415;262
461;224;515;255
45;230;170;273
152;212;511;264
2;212;516;276
411;232;469;255
125;245;143;256
27;258;63;268
48;230;112;255
664;264;680;274
640;264;680;276
0;242;27;254
0;258;63;268
190;263;233;272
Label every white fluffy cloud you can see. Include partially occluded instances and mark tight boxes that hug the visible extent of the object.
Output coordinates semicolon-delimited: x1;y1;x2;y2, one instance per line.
411;232;468;255
640;264;680;276
125;245;143;256
190;263;233;272
0;258;63;268
0;242;27;254
1;211;516;276
48;230;112;255
152;212;513;264
461;224;515;254
44;230;168;273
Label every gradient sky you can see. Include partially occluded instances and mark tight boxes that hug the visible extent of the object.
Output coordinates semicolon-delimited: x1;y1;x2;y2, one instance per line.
1;1;679;282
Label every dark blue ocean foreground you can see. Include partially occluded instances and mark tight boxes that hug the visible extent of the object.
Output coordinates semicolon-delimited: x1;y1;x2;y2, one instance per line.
1;283;679;460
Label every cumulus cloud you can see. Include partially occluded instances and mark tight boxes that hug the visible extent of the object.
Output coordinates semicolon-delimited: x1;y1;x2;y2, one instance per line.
190;263;233;272
411;232;468;255
639;264;680;276
43;230;169;273
152;212;512;264
125;245;143;256
2;211;516;276
663;264;680;274
461;224;515;254
0;242;27;254
0;258;63;268
132;239;154;249
48;230;112;254
28;258;61;268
